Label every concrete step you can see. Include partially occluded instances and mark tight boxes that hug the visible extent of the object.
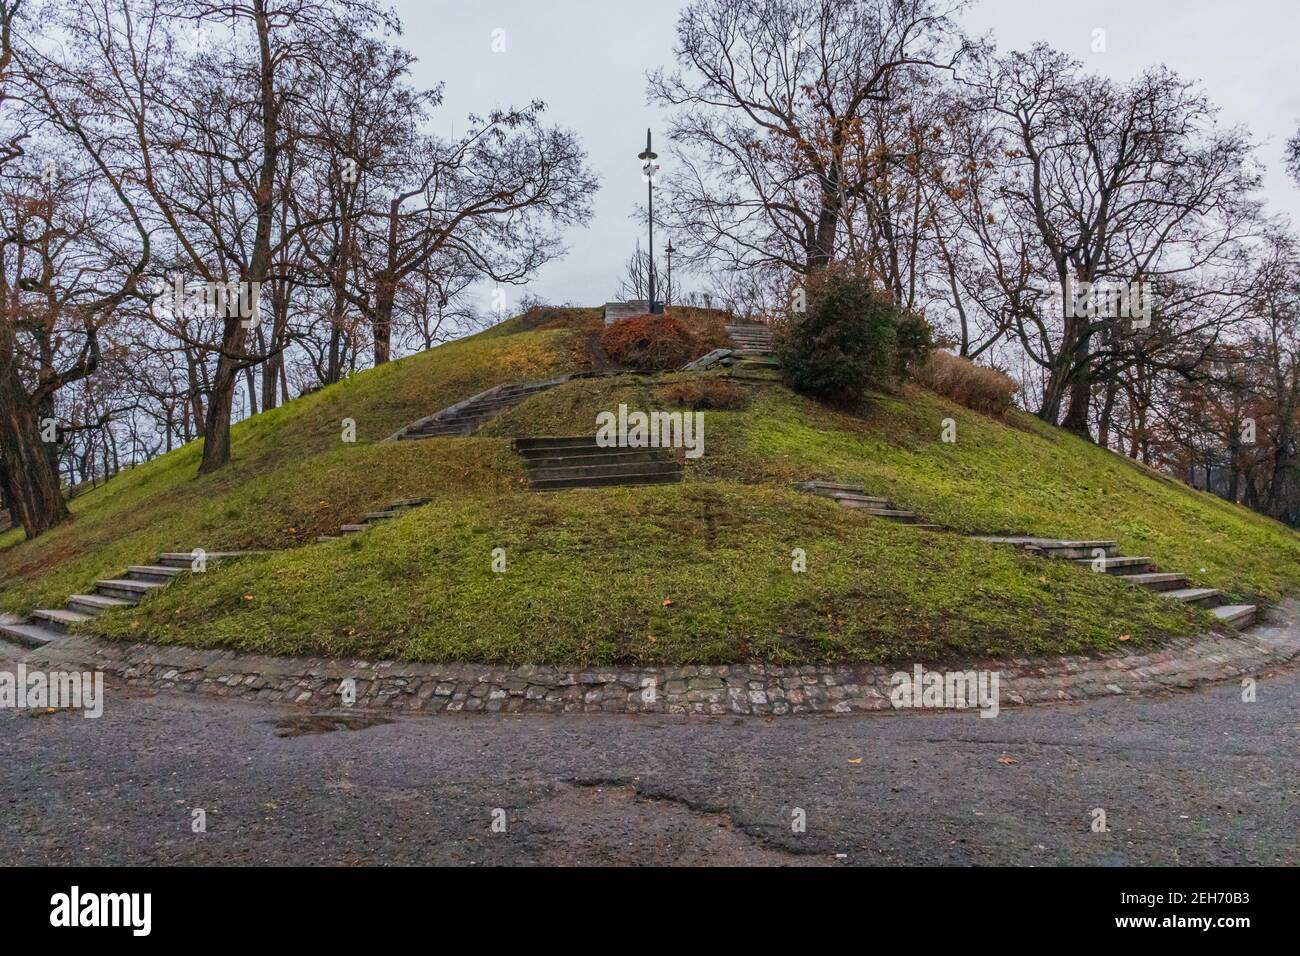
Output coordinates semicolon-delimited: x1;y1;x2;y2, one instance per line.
316;536;340;543
364;512;397;522
796;481;867;494
525;461;682;482
95;578;165;602
822;492;893;507
389;498;431;508
339;524;368;533
529;471;684;491
523;449;672;469
514;436;602;452
1073;556;1154;575
1164;587;1222;608
734;358;781;369
973;537;1120;559
911;524;944;531
31;607;92;632
0;620;61;649
127;564;185;583
403;427;472;439
839;501;906;515
850;508;920;523
67;593;132;616
1211;604;1256;629
157;551;250;568
1119;572;1188;592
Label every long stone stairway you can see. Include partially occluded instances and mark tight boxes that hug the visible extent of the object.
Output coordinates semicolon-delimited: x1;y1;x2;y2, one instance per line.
317;497;432;543
388;375;574;441
0;551;254;649
795;480;941;529
513;437;684;491
976;536;1258;629
724;324;780;381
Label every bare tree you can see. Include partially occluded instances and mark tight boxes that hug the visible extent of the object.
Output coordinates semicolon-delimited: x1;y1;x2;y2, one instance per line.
649;0;969;277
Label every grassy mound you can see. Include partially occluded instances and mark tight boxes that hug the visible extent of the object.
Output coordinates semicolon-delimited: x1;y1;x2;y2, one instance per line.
2;306;1296;666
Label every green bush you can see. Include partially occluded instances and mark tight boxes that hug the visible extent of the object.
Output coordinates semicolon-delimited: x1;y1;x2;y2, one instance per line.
777;263;924;404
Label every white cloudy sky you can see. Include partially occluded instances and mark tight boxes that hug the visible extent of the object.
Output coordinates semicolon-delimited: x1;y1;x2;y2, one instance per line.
389;0;1300;309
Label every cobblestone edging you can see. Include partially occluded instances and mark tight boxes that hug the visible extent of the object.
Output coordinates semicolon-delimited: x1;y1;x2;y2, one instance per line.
17;599;1300;717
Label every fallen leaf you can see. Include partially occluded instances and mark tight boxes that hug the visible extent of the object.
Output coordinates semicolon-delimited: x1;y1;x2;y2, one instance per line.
662;598;673;607
243;594;254;601
997;755;1018;765
1038;576;1047;583
1118;634;1130;641
847;757;863;765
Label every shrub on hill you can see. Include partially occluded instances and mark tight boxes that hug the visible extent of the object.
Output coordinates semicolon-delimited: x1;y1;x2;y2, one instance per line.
777;262;927;404
914;349;1019;415
654;378;751;411
600;312;730;372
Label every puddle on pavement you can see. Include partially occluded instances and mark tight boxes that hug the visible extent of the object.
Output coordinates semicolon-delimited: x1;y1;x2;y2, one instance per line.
269;713;395;737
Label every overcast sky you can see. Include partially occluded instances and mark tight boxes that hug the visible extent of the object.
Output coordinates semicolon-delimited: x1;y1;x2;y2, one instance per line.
388;0;1300;311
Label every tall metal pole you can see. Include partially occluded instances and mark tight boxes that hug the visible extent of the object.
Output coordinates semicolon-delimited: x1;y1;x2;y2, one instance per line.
639;129;659;313
665;239;675;307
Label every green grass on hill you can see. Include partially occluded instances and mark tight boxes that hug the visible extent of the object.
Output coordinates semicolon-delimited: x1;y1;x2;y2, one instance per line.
0;311;589;612
2;306;1295;666
483;373;1300;602
88;483;1198;665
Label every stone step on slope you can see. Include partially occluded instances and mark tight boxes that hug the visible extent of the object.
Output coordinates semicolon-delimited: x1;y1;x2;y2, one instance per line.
817;492;893;508
514;435;605;452
972;536;1120;559
1212;604;1257;628
397;378;569;442
525;460;683;483
520;449;671;469
339;524;368;534
30;607;92;633
528;470;684;492
1119;571;1188;591
0;620;62;649
94;578;166;603
794;479;937;526
515;436;684;491
1072;555;1154;575
982;536;1257;630
126;565;185;583
157;551;255;569
1164;587;1223;609
66;593;132;616
841;506;922;523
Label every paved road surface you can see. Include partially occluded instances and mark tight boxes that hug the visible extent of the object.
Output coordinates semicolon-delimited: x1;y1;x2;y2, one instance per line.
2;641;1296;865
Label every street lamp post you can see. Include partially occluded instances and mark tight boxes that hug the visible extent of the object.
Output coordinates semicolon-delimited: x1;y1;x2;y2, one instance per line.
665;239;675;308
638;129;661;314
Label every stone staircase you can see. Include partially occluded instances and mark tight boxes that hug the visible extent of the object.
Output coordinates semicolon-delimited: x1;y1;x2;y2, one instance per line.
514;437;683;491
387;375;574;441
795;480;941;529
976;536;1258;629
724;324;780;381
0;551;253;649
317;497;432;543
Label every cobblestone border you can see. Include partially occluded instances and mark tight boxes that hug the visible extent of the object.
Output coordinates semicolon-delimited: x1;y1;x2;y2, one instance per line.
15;599;1300;717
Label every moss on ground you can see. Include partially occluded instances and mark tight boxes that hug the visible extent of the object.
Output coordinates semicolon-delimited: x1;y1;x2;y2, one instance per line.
2;308;1296;666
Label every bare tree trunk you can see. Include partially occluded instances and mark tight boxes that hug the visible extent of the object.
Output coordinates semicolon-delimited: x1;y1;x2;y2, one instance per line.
198;319;245;475
0;363;69;539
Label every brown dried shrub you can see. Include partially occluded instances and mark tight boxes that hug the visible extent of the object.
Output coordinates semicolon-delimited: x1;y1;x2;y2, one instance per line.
913;350;1019;416
654;379;751;411
599;312;731;372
